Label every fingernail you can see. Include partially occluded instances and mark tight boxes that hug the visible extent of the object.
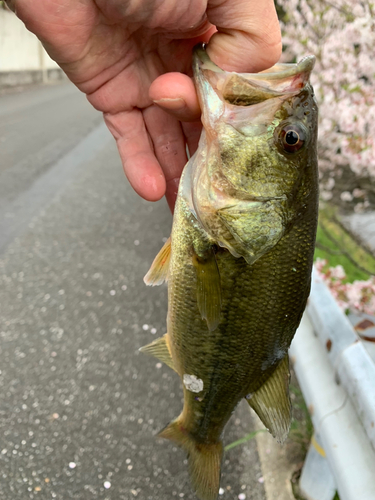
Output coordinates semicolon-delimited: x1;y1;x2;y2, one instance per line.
153;98;186;110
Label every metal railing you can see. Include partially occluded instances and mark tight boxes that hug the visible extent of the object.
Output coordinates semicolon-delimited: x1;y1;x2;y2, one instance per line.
290;268;375;500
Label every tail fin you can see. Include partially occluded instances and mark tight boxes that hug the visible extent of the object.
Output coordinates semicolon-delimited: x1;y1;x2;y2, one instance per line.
159;419;223;500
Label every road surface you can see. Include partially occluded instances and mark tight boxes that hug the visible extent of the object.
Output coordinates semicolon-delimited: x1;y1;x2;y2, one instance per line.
0;81;266;500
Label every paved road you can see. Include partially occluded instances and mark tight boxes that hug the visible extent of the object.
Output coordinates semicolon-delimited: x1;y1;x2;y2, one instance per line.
0;82;266;500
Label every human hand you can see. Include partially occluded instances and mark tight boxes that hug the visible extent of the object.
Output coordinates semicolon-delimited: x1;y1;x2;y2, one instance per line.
7;0;281;211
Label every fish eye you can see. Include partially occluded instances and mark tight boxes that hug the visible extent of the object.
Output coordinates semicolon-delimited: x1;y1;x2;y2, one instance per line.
276;123;307;153
285;130;299;145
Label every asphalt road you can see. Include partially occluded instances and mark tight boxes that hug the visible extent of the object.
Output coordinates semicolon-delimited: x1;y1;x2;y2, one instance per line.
0;81;266;500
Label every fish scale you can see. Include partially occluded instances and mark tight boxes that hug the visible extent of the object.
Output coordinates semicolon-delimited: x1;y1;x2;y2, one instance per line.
142;43;318;500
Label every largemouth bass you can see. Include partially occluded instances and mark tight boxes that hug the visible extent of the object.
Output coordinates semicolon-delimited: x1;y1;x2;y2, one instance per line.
141;44;318;500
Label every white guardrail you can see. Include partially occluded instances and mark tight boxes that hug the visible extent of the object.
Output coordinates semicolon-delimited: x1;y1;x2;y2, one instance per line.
290;268;375;500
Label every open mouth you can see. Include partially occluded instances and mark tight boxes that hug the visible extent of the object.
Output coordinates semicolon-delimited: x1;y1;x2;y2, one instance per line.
193;44;315;106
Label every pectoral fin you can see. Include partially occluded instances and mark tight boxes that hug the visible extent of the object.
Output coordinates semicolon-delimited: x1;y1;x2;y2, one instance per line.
192;248;222;332
139;334;176;372
144;237;171;286
246;355;291;443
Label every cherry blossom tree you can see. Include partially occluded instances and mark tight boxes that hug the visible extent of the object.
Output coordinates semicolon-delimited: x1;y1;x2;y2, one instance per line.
278;0;375;211
315;258;375;314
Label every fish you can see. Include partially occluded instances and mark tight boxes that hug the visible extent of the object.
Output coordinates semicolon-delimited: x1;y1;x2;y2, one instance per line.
141;43;318;500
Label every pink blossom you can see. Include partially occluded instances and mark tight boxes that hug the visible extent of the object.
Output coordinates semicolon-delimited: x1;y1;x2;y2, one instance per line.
316;260;375;315
340;191;353;202
279;0;375;205
330;265;346;280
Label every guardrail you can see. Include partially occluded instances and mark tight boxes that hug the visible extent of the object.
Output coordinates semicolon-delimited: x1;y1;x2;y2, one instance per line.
290;268;375;500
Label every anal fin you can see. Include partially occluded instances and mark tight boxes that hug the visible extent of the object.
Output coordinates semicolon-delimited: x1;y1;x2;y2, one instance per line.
144;237;171;286
139;334;176;372
246;355;291;443
192;247;222;332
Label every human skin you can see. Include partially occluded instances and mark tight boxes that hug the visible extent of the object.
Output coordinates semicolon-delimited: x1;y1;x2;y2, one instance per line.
6;0;282;211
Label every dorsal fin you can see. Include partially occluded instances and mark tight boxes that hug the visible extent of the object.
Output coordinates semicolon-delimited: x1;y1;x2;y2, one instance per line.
144;237;171;286
192;248;222;332
246;355;291;443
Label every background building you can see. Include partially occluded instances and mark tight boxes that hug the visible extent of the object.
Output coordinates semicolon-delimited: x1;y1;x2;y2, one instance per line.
0;5;63;87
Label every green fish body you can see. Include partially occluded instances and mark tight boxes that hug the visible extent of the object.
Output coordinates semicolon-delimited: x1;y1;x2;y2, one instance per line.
142;44;318;500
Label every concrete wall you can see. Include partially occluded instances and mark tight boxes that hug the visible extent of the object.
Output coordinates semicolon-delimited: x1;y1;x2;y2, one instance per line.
0;8;63;87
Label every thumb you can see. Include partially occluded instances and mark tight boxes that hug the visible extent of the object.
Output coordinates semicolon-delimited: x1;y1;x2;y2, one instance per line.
206;0;282;73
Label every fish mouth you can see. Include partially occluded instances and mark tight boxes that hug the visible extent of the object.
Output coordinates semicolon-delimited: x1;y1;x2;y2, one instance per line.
239;194;287;203
193;43;315;106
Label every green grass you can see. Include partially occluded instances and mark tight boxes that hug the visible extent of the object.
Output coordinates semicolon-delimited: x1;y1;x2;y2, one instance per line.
289;384;314;454
224;429;267;451
314;206;375;281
